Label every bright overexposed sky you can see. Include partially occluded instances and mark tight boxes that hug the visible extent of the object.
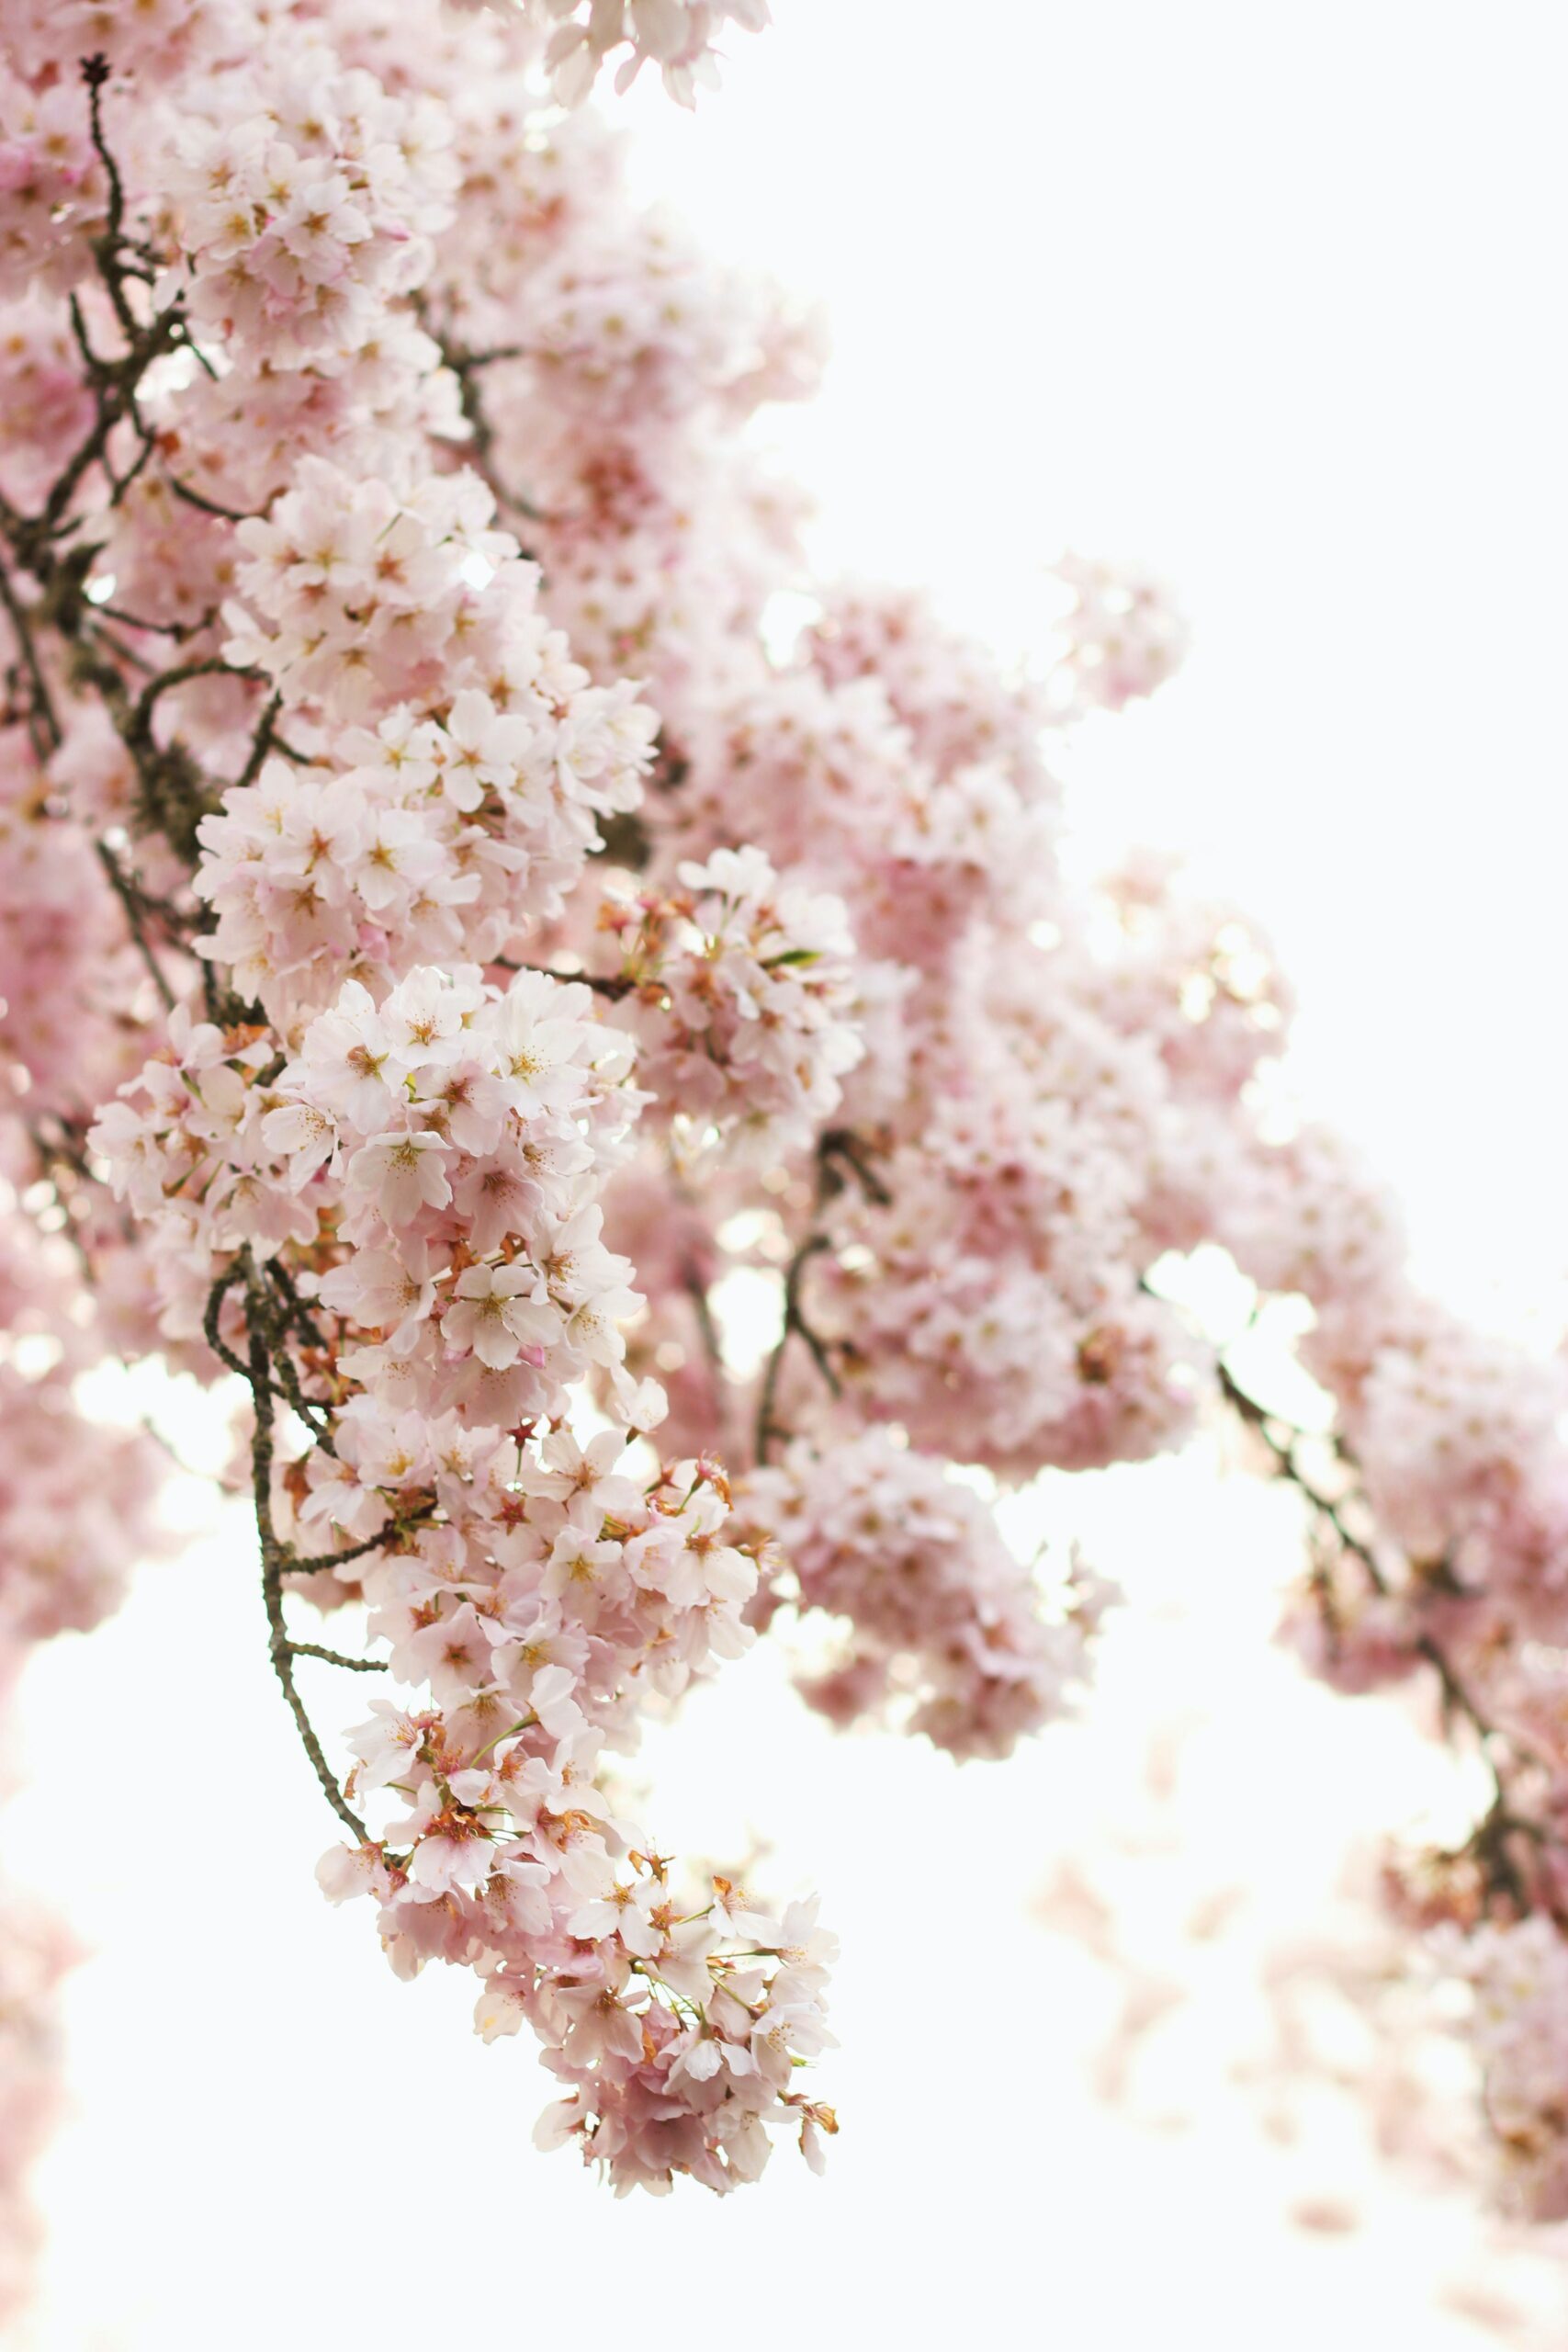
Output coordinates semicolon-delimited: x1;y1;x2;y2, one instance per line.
10;5;1568;2346
623;0;1568;1331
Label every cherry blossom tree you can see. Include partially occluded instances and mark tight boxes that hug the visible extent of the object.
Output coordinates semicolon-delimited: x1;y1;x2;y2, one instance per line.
1;0;1565;2315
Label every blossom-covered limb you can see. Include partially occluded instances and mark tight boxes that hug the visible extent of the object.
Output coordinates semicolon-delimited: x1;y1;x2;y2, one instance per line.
1218;1352;1564;1926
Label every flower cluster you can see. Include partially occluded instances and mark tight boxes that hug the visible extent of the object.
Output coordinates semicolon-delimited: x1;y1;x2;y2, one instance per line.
319;1436;835;2192
1211;1120;1568;2171
3;0;246;87
0;1363;164;1648
0;1196;157;2311
0;1201;166;1657
275;964;639;1408
164;48;457;367
743;1430;1116;1760
90;946;840;2189
0;68;103;300
1439;1919;1568;2221
600;846;864;1164
196;455;655;1023
0;732;148;1116
0;298;96;508
514;0;770;107
0;0;1563;2275
1046;553;1191;716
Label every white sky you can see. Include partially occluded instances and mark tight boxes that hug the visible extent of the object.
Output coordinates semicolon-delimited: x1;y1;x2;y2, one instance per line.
626;0;1568;1331
11;4;1568;2346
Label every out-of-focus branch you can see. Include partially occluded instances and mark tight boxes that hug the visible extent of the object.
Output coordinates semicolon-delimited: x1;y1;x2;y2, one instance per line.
1216;1351;1559;1919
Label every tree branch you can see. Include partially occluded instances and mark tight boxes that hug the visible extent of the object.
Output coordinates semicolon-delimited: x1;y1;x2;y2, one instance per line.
287;1642;388;1674
240;1254;368;1842
755;1232;837;1464
1216;1350;1560;1917
95;839;177;1011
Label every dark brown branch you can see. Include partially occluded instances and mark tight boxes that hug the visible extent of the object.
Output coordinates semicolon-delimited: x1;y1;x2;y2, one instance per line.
263;1252;329;1351
203;1263;328;1428
163;474;258;526
234;692;285;791
269;1345;336;1447
3;79;375;1850
292;1508;434;1575
0;549;62;756
287;1643;388;1674
241;1254;367;1842
818;1127;892;1206
1216;1355;1384;1587
419;311;547;536
85;615;158;673
106;422;157;510
202;1263;252;1381
92;599;218;642
96;839;177;1010
130;655;261;738
80;56;139;343
453;343;527;373
492;956;635;999
682;1261;724;1378
755;1232;837;1463
1215;1349;1558;1916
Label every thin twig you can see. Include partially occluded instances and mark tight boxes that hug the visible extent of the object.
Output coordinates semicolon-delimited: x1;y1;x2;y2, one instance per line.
287;1643;388;1674
93;600;217;642
491;956;635;999
96;839;176;1009
234;692;284;791
1215;1349;1556;1913
163;473;258;526
818;1127;892;1206
682;1262;725;1379
241;1254;367;1842
755;1233;837;1463
292;1510;434;1574
131;655;260;737
0;549;62;755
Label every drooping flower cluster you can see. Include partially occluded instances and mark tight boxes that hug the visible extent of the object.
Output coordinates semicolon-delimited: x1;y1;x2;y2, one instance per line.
0;1361;164;1647
90;949;839;2188
0;0;1562;2289
1438;1919;1568;2221
598;845;864;1164
506;0;769;107
320;1434;837;2192
197;462;654;1026
0;298;97;510
742;1430;1116;1760
0;69;105;300
0;1187;156;2312
164;47;457;368
1045;552;1190;717
0;1197;165;1655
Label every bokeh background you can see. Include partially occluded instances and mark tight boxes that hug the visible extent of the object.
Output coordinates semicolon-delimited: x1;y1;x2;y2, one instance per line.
9;2;1568;2342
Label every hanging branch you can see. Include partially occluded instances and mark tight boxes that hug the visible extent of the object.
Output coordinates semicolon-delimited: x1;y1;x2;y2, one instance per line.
420;309;548;538
1215;1351;1559;1919
749;1127;901;1462
818;1126;893;1206
288;1643;389;1674
754;1232;837;1464
94;840;176;1010
240;1256;369;1841
0;83;382;1830
682;1261;725;1379
0;547;62;757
